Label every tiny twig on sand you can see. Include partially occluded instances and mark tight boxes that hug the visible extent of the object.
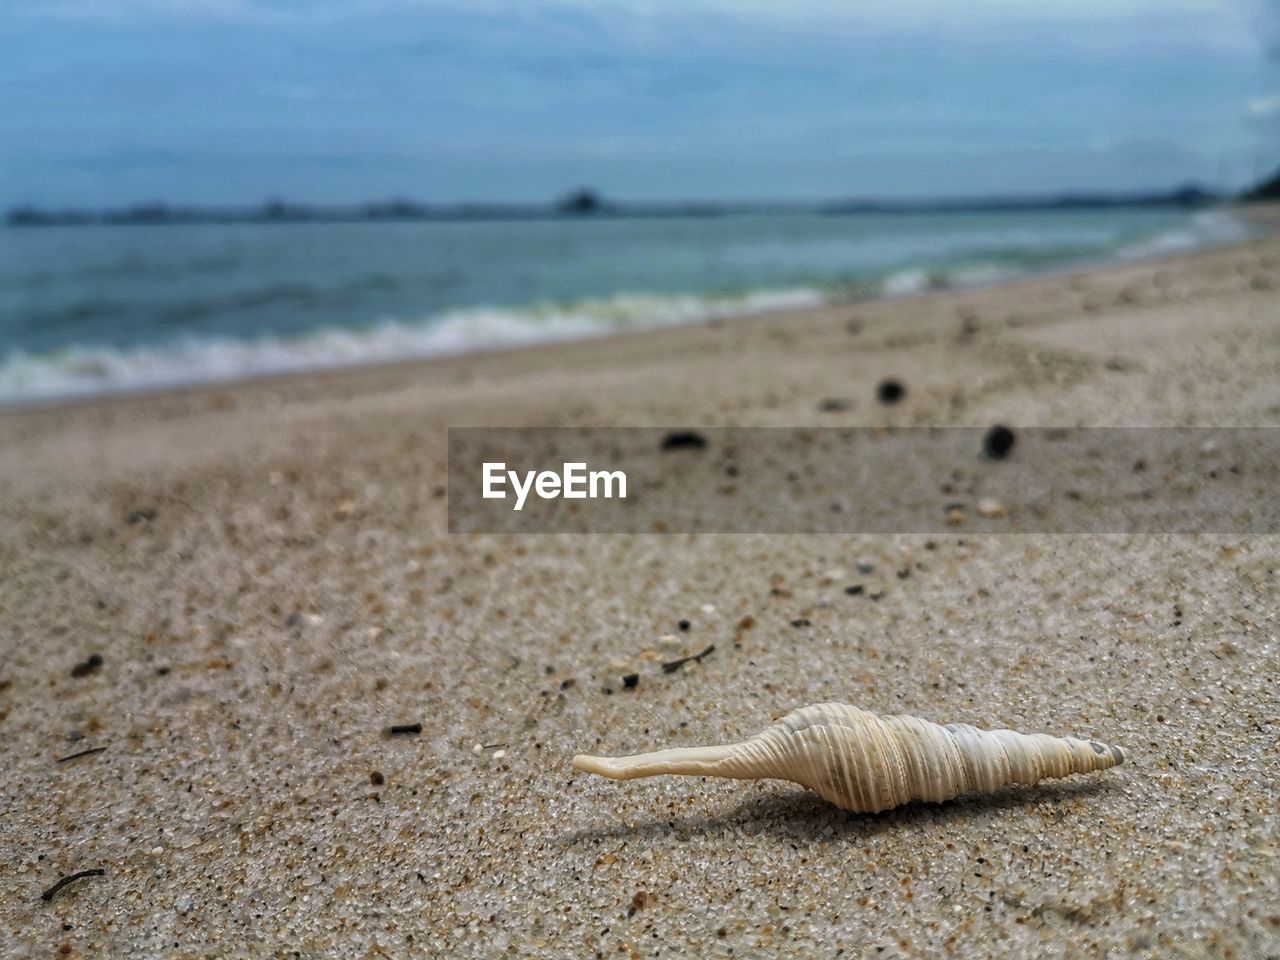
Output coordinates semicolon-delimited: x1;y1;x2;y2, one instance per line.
40;869;105;902
56;746;107;764
662;644;716;674
388;723;423;735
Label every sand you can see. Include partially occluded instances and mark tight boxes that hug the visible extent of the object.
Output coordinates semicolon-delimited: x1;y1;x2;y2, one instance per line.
2;223;1279;958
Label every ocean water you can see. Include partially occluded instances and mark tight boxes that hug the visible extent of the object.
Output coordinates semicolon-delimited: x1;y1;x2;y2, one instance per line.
0;207;1255;406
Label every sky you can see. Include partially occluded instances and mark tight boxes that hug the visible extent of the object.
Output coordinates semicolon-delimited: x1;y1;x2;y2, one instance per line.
1;0;1278;207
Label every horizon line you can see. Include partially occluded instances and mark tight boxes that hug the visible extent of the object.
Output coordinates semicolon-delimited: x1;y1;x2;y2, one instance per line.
5;183;1229;227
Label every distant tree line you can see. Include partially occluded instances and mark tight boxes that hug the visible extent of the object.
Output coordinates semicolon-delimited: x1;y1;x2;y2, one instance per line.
2;181;1250;228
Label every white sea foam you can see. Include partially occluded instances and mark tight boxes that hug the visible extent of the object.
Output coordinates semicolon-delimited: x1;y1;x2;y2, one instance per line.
1116;209;1253;260
0;287;830;406
879;261;1020;297
880;268;933;297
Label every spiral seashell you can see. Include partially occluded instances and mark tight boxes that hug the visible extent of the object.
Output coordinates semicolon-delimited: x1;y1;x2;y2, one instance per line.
572;702;1126;813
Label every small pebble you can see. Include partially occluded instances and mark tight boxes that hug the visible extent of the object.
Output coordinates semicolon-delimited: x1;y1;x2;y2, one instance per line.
982;425;1016;460
976;497;1005;517
660;431;708;451
876;379;906;405
622;673;639;690
70;654;103;679
370;771;385;785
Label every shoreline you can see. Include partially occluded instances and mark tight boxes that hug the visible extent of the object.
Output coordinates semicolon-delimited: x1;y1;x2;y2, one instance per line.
0;204;1270;417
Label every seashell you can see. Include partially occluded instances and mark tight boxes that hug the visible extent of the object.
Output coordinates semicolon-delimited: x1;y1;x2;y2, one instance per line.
572;702;1126;813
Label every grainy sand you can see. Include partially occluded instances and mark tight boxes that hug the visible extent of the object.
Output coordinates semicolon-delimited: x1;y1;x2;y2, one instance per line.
2;222;1279;958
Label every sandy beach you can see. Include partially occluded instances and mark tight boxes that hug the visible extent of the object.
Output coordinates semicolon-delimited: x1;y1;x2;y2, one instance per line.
2;225;1279;958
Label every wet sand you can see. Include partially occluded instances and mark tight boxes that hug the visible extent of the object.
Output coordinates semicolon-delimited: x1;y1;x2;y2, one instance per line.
2;224;1279;957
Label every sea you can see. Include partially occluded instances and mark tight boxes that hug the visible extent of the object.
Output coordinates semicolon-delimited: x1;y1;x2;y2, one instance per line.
0;207;1257;407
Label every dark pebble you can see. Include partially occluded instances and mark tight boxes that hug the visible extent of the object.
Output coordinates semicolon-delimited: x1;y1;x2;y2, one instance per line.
622;673;639;690
677;619;691;631
982;425;1016;460
370;771;385;786
876;379;906;405
387;723;422;735
844;585;864;595
790;618;811;628
70;654;103;679
856;562;875;574
560;678;576;690
660;431;708;451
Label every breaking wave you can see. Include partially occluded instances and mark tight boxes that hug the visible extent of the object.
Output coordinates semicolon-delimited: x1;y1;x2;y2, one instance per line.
0;287;830;406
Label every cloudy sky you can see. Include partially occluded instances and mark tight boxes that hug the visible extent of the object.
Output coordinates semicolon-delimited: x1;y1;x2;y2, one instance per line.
2;0;1278;206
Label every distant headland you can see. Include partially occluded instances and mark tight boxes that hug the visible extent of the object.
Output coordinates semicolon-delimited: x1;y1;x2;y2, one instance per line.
0;182;1245;228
